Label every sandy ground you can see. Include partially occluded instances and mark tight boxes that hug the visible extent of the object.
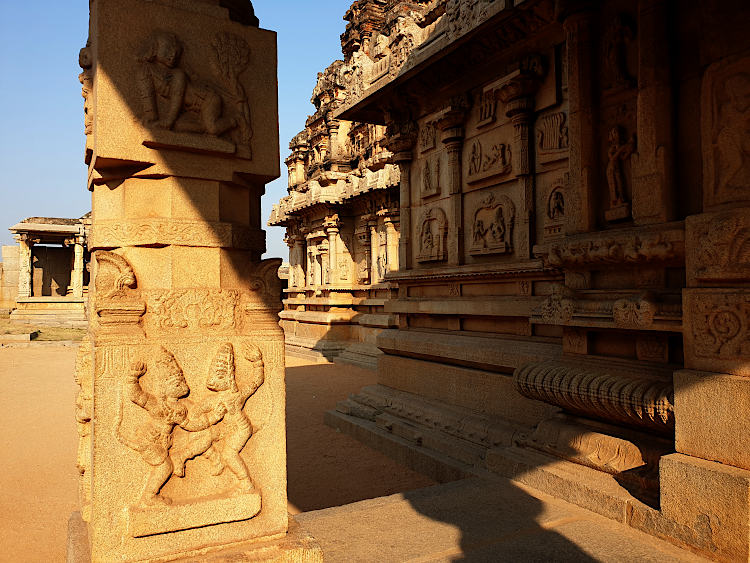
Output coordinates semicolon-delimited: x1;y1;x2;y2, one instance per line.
0;346;434;562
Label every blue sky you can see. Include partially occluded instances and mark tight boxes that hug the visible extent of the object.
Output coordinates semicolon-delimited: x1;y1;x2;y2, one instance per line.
0;0;352;259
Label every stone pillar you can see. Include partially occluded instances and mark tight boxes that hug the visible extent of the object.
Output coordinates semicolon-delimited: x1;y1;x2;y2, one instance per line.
630;0;674;225
369;221;379;283
327;119;340;162
358;227;371;284
562;8;598;234
325;222;339;286
285;236;296;288
383;120;416;271
499;72;541;260
438;103;467;267
72;236;85;298
383;214;399;273
15;234;32;299
306;241;313;287
72;2;320;561
294;237;305;289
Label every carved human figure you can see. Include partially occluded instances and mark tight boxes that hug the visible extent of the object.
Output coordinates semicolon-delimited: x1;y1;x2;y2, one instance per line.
423;160;432;193
118;347;226;506
549;189;565;219
469;141;482;175
606;126;636;207
78;41;93;135
604;15;634;90
138;31;237;136
715;73;750;194
172;343;265;494
421;222;434;251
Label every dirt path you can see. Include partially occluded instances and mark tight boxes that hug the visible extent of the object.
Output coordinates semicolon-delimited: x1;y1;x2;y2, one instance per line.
0;346;434;561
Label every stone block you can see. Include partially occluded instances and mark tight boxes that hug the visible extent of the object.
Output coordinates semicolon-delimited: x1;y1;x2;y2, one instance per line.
89;0;279;183
683;289;750;376
675;369;750;471
660;453;750;561
686;208;750;287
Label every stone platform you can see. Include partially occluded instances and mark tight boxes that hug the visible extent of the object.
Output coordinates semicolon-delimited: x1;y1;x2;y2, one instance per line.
296;478;706;562
10;297;87;328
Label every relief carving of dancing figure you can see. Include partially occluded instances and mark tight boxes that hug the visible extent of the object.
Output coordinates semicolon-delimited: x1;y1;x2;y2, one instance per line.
138;31;240;138
117;347;227;506
606;126;636;208
172;342;265;494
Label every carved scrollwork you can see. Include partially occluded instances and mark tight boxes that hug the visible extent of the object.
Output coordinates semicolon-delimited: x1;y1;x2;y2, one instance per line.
692;210;750;282
94;251;146;328
689;291;750;363
539;284;576;324
612;293;657;329
545;234;676;268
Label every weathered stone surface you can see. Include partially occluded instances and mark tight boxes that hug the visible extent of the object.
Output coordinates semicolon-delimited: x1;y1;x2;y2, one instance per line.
661;453;750;562
674;369;750;471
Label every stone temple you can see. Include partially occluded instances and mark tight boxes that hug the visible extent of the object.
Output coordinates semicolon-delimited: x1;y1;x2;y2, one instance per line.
27;0;747;560
269;0;750;561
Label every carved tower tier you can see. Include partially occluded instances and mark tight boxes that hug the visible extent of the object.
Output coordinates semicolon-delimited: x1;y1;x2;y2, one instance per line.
72;1;320;561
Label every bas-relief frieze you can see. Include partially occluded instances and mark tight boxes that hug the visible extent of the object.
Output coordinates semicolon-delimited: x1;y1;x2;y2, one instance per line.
416;206;448;263
702;55;750;208
137;31;253;159
467;139;512;184
469;192;515;256
685;290;750;376
537;111;569;164
689;209;750;284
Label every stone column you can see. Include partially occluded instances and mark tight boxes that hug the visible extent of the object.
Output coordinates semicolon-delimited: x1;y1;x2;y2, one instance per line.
562;8;598;235
73;2;320;561
327;119;340;162
285;235;296;288
440;125;465;266
369;221;379;283
15;234;32;299
294;237;305;289
383;120;416;271
72;236;85;298
499;72;541;260
325;222;339;286
630;0;674;225
383;214;399;273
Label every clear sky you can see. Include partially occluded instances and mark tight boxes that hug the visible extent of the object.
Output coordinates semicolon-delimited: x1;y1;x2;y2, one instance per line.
0;0;352;259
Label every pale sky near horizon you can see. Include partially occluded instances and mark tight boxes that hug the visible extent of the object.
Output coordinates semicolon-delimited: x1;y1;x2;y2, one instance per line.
0;0;352;259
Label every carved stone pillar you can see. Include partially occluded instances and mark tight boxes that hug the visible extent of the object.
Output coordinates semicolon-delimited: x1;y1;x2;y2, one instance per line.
327;119;340;162
383;120;416;271
499;69;542;260
15;234;32;299
630;0;674;225
563;9;598;234
357;227;371;284
326;223;339;285
438;101;467;266
383;214;399;273
73;3;319;561
369;221;379;283
285;235;296;288
71;236;85;298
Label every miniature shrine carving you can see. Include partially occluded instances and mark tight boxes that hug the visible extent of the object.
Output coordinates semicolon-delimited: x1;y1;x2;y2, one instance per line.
470;192;515;255
417;207;448;263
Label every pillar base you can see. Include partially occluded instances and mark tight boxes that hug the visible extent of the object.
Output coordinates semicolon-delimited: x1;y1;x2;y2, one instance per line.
67;513;323;563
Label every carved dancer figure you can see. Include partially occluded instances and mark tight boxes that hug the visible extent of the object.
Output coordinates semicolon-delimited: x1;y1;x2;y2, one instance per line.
118;347;226;506
606;126;636;207
172;343;265;494
138;31;237;136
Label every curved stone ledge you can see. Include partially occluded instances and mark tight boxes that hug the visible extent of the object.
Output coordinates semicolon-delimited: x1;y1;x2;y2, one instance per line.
513;360;674;434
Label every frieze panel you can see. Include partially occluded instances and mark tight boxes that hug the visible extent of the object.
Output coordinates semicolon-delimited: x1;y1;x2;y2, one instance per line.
145;290;240;331
469;192;515;256
537;111;569;164
416;206;448;263
467;139;512;184
685;289;750;376
688;209;750;284
137;31;253;159
701;55;750;208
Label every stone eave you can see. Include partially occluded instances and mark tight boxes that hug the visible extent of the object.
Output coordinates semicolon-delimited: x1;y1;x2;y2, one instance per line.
10;222;83;236
335;0;551;125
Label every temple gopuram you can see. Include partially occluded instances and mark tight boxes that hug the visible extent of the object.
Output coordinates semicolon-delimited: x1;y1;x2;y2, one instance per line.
272;0;750;560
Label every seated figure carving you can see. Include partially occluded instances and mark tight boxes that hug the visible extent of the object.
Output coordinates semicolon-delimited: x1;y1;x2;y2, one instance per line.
138;31;238;137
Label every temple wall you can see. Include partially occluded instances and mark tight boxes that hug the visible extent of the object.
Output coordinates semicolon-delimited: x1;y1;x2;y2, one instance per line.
32;246;74;297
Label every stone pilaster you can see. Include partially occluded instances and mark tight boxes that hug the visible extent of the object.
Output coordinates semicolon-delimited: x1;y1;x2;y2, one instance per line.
72;236;85;298
325;219;339;286
15;234;32;299
369;220;379;283
383;214;399;273
438;106;466;266
562;9;598;235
